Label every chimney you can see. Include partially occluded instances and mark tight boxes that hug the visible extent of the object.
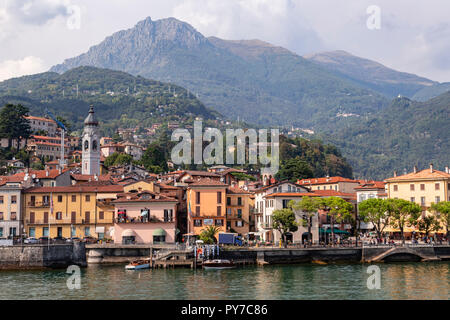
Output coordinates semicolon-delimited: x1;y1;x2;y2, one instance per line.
45;169;49;177
430;163;434;173
393;171;397;177
413;166;417;173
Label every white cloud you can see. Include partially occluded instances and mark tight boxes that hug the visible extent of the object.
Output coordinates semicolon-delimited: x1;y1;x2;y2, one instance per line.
0;56;46;81
4;0;71;25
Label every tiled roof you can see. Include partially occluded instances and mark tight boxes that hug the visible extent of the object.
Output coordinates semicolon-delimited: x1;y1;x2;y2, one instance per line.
297;176;358;185
226;186;252;194
25;185;123;193
71;174;111;182
25;116;55;123
385;169;450;182
182;170;220;177
113;191;177;203
0;169;69;185
355;181;385;190
264;192;319;198
312;190;357;200
188;178;228;187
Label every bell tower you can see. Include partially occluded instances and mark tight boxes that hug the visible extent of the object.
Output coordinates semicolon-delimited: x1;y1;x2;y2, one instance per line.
82;105;100;175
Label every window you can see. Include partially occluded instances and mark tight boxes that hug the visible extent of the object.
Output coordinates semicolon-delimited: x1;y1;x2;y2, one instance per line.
393;185;398;191
57;227;62;238
421;197;426;206
195;206;200;216
84;227;90;236
227;208;232;215
29;227;35;238
0;212;3;220
235;220;244;227
85;195;90;202
410;197;415;203
410;184;415;191
0;196;3;204
227;197;231;205
237;197;242;206
10;212;16;220
237;209;242;219
217;192;222;204
196;192;200;204
71;227;76;238
99;211;104;220
92;140;97;150
217;206;222;216
420;184;425;191
317;186;320;190
11;195;17;204
215;219;224;226
153;235;165;243
435;196;440;203
57;195;63;202
84;140;89;150
194;219;202;227
164;209;173;222
9;227;16;236
282;199;290;209
85;212;90;223
71;195;76;202
56;212;62;220
435;183;440;190
43;227;49;237
334;185;337;191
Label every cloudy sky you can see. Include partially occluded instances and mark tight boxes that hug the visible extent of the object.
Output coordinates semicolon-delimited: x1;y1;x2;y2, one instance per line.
0;0;449;82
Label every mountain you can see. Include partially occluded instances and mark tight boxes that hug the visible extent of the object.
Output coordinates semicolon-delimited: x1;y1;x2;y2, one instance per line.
323;92;450;179
51;17;391;129
411;82;450;101
304;50;436;98
0;66;219;135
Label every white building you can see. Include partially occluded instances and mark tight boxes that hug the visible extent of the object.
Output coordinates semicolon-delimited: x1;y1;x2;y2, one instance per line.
355;181;387;231
254;181;312;243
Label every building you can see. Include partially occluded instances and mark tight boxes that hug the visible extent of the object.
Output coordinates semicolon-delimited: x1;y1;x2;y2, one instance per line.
0;182;24;238
355;181;387;231
186;179;228;238
385;164;450;213
100;143;125;158
297;176;361;193
225;186;253;235
123;142;143;160
0;169;72;187
25;115;57;136
254;181;310;242
82;106;101;175
112;191;178;244
23;185;123;239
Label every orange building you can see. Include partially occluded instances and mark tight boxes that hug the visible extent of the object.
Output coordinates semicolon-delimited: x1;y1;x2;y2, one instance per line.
186;179;228;237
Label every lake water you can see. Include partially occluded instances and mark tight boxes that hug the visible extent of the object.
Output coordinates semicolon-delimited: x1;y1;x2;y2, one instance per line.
0;262;448;300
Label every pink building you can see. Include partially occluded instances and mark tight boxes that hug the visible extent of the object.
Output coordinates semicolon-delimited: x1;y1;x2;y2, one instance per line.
112;191;178;244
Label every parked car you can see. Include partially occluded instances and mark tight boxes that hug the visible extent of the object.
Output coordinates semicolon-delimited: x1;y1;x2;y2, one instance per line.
24;237;39;244
52;236;67;243
82;236;97;244
39;236;50;243
66;237;81;243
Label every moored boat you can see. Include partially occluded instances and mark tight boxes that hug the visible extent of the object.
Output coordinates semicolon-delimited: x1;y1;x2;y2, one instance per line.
202;259;235;270
125;259;151;270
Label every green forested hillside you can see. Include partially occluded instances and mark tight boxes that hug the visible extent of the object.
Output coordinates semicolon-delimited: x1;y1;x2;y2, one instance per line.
0;66;220;136
322;92;450;179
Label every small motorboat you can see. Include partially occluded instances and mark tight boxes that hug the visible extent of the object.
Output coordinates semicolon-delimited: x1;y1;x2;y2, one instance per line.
125;259;151;270
202;259;235;270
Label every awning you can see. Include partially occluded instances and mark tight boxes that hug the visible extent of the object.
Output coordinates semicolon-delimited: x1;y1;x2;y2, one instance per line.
152;228;166;237
122;229;136;237
320;228;350;234
95;227;105;233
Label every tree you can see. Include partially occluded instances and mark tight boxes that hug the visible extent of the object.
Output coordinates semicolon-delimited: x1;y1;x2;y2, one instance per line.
414;215;441;238
103;152;119;168
358;198;390;239
276;157;313;182
387;199;421;245
317;196;354;246
290;196;320;244
141;142;168;171
272;208;298;248
431;201;450;243
0;104;32;149
199;226;220;244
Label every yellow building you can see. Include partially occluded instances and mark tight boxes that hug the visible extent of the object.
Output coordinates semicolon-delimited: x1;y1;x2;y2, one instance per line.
23;185;123;239
186;179;228;237
385;164;450;234
225;186;252;235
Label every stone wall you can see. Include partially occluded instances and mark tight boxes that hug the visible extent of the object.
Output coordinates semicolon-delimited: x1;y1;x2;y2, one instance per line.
0;243;86;269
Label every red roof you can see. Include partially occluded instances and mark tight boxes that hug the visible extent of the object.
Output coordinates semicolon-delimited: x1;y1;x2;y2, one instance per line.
264;192;319;198
354;181;385;190
297;176;358;186
0;169;69;185
188;178;228;187
71;174;111;182
227;186;252;194
312;190;357;200
25;185;123;193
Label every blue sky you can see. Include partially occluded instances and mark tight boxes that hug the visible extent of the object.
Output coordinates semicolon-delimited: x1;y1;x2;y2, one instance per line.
0;0;449;82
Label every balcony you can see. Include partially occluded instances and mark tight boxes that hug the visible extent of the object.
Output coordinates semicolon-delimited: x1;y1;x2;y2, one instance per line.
115;216;173;224
263;223;273;229
28;201;50;208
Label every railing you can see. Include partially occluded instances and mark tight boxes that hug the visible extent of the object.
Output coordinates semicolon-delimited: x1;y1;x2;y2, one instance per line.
25;218;112;224
27;201;49;208
115;216;173;224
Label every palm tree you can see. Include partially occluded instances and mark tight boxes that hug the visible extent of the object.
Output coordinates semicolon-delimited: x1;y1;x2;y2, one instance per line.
199;226;220;244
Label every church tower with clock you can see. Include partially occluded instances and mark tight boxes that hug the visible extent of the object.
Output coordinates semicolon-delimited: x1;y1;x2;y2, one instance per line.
81;105;100;175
